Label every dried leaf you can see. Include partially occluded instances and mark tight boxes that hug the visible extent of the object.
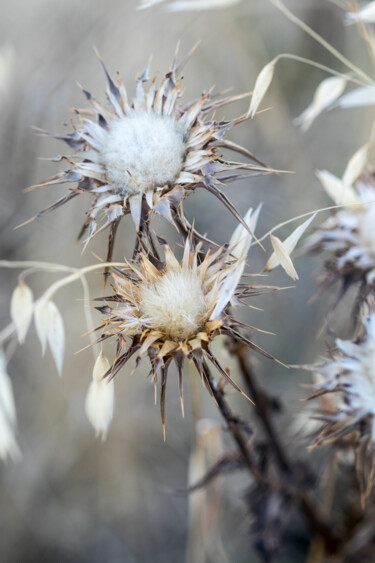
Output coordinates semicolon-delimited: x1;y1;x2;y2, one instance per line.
35;300;65;374
342;144;369;187
294;75;347;131
336;86;375;109
10;281;33;344
266;214;316;271
316;169;360;207
269;235;299;280
248;59;276;119
85;352;114;440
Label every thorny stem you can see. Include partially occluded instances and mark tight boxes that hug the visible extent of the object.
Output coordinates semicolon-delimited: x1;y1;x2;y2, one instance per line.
202;361;259;478
234;342;341;553
205;343;340;553
235;341;290;473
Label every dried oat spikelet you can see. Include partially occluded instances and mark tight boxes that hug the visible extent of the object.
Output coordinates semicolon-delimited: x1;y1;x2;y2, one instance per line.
10;281;33;345
25;46;272;260
34;300;65;375
266;214;316;280
85;351;114;440
248;59;276;119
94;208;283;437
294;75;347;132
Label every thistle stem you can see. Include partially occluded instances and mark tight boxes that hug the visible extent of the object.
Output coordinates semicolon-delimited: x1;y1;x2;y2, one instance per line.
235;341;290;472
202;361;258;476
204;348;339;553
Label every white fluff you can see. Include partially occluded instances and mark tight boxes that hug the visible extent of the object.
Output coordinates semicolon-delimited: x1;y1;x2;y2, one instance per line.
139;269;209;341
100;112;186;195
333;325;375;418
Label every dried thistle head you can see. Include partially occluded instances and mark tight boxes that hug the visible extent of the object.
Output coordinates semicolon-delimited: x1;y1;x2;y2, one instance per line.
94;208;280;436
306;168;375;309
27;46;271;260
305;300;375;498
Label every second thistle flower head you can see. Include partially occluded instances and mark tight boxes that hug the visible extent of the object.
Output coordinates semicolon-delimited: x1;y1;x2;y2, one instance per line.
94;207;279;434
305;302;375;496
29;46;270;258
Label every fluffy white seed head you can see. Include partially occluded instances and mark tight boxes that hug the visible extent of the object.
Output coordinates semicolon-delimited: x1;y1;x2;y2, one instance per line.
100;112;186;196
139;269;210;341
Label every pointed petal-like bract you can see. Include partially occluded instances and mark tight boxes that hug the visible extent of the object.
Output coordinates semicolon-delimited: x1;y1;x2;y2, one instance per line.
248;59;276;119
342;144;368;188
85;352;114;440
269;235;299;280
266;213;316;271
294;76;347;132
35;300;65;374
316;170;360;207
0;352;21;462
228;205;259;260
336;86;375;109
210;206;260;319
10;282;33;345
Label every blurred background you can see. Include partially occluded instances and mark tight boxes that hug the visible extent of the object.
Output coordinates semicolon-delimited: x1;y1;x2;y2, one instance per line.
0;0;372;561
